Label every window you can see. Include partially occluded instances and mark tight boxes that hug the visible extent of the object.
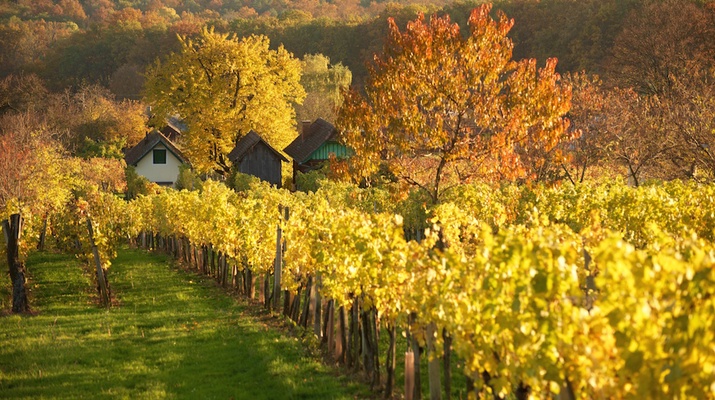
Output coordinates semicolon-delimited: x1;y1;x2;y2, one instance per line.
153;149;167;164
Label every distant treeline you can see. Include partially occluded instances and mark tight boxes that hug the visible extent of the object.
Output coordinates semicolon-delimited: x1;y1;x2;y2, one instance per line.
3;0;707;97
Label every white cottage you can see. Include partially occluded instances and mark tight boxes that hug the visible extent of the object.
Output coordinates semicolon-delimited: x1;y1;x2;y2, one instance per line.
124;130;187;186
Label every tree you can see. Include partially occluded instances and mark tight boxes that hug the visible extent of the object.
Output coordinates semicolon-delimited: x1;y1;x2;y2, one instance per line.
607;0;715;96
602;88;677;186
559;72;612;184
45;84;147;158
295;53;352;123
337;4;571;203
661;65;715;181
144;27;305;174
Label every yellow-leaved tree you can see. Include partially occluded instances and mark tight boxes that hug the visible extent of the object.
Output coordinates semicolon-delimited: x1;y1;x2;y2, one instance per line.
144;27;305;174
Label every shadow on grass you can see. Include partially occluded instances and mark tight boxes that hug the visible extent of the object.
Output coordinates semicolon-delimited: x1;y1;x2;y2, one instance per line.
0;249;369;399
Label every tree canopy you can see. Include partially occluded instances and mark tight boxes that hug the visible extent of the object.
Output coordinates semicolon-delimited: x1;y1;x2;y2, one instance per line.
295;53;352;123
338;4;572;202
144;27;305;174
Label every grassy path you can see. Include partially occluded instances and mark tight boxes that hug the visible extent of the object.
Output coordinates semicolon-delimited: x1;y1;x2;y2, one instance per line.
0;249;370;399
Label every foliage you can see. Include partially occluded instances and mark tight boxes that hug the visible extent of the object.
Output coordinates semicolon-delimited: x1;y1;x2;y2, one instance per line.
338;5;572;203
230;171;261;192
174;164;203;191
295;168;327;193
144;27;305;174
124;165;154;200
46;84;147;158
295;53;352;123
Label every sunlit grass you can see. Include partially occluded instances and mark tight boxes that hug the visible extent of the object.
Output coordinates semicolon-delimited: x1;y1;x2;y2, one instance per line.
0;248;370;399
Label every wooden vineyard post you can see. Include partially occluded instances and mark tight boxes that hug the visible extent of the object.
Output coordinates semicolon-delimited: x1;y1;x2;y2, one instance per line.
426;322;442;400
272;210;282;311
405;350;415;400
3;214;30;313
86;218;110;307
443;329;452;399
299;276;313;328
37;215;47;251
385;324;397;398
337;306;347;364
258;273;265;303
313;274;322;338
465;376;475;400
248;268;255;299
326;300;335;354
272;224;281;310
272;206;289;311
559;378;577;400
331;304;345;362
409;313;422;400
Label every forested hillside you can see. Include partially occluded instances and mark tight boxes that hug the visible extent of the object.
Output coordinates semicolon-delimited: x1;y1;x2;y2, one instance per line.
2;0;715;183
0;0;680;95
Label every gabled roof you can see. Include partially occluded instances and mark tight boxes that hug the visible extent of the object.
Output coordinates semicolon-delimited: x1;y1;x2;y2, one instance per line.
124;130;187;166
283;118;338;164
228;130;288;163
160;124;181;142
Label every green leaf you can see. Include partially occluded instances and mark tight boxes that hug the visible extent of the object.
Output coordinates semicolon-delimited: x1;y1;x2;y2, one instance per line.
532;272;548;293
625;350;644;372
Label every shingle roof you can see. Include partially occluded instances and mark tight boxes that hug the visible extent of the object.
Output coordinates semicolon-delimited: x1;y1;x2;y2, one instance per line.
228;130;288;163
283;118;338;164
124;130;187;166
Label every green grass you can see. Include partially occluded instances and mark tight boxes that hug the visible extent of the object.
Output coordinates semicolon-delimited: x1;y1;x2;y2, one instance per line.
0;248;371;399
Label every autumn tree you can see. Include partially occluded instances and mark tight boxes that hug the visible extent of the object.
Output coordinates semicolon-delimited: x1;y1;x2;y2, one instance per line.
45;84;147;158
338;4;571;203
144;27;305;174
558;73;612;184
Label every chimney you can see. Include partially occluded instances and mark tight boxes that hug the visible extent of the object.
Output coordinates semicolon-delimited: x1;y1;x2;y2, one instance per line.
301;120;311;141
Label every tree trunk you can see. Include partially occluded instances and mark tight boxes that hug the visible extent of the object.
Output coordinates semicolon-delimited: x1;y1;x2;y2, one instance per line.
3;214;30;313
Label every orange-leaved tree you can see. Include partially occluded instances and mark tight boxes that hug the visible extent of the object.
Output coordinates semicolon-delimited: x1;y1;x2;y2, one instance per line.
337;4;572;203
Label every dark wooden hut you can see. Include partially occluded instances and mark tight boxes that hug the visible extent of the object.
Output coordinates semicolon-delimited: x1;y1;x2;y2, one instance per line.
228;130;288;187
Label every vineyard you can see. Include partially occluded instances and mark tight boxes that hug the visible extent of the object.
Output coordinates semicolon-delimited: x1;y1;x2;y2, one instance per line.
3;178;715;399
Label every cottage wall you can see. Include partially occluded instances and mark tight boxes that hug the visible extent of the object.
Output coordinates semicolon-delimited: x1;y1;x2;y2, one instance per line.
134;144;184;185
